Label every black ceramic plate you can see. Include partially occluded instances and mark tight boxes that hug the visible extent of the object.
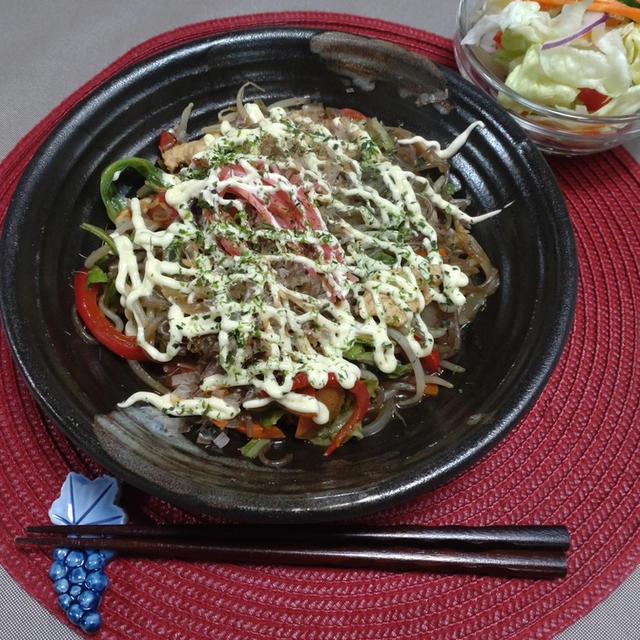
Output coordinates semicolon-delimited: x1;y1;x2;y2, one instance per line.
0;28;576;522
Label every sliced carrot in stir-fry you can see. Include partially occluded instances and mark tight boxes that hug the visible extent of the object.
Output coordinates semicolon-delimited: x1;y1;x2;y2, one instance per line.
234;422;286;439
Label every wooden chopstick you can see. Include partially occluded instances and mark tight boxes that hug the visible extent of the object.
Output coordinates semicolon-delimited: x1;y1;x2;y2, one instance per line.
16;533;567;579
23;524;570;550
16;524;569;579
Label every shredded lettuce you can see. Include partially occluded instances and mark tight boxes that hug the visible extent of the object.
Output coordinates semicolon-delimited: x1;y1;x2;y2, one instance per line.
463;0;592;50
465;0;640;116
536;45;622;97
461;1;546;49
595;84;640;115
624;23;640;84
503;45;579;107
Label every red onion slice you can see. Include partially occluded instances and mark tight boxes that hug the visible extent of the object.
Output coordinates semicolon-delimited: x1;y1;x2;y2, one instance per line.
541;12;608;50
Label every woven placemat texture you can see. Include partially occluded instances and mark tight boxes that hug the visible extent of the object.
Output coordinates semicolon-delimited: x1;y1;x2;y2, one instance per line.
0;12;638;640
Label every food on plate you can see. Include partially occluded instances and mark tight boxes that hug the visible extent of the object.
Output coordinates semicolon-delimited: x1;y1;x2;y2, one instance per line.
461;0;640;117
74;87;499;463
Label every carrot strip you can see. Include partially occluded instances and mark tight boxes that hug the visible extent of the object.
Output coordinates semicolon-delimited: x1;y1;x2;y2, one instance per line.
535;0;640;22
235;423;286;439
591;2;640;21
295;416;323;439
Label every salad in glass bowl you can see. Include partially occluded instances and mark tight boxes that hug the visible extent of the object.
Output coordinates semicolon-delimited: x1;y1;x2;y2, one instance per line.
454;0;640;154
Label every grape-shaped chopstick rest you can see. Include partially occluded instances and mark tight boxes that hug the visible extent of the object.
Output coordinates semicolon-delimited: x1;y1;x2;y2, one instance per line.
47;473;127;633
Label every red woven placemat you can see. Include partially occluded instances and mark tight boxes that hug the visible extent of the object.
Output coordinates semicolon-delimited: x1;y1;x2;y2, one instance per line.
1;12;639;640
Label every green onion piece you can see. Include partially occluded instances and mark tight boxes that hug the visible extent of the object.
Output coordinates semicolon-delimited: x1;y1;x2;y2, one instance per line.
344;340;412;378
259;407;286;428
343;341;376;367
386;362;413;378
361;375;379;395
373;251;396;266
311;398;360;447
366;117;394;152
254;98;269;115
239;438;271;459
102;277;118;307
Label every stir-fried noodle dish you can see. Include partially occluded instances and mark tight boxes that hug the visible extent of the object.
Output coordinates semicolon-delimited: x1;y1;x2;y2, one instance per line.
74;87;500;464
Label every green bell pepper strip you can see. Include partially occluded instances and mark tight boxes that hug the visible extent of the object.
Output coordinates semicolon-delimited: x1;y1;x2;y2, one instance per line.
100;157;169;222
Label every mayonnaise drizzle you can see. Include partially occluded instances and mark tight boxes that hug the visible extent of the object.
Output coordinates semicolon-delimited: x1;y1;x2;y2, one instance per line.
397;121;485;160
116;103;487;422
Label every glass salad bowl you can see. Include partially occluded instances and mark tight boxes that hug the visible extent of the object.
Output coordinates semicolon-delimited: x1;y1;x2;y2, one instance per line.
454;0;640;155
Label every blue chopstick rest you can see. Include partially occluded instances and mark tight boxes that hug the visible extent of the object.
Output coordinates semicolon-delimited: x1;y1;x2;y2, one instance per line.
47;473;127;633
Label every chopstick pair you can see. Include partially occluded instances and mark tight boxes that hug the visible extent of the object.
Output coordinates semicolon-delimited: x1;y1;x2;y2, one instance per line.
16;524;570;579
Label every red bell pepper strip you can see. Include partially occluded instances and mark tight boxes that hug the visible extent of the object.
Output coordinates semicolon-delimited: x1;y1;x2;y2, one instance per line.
74;269;148;361
577;88;611;112
420;349;441;374
291;372;312;390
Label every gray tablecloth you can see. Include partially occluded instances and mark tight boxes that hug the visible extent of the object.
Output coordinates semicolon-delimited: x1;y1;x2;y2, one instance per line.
0;1;638;638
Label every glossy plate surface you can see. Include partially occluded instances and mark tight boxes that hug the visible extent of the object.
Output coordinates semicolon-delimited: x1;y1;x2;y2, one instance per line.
0;28;576;522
